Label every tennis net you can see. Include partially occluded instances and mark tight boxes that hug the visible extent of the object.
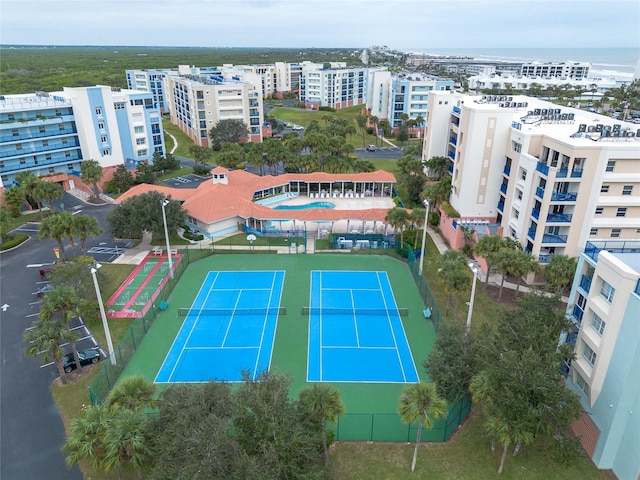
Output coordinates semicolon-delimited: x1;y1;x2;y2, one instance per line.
178;307;286;316
301;307;409;316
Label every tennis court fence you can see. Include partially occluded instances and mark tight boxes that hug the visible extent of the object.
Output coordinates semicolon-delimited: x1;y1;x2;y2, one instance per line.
300;306;409;316
88;247;213;406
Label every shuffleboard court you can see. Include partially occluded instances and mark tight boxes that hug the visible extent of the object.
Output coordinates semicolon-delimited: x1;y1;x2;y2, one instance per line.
307;270;419;383
155;270;285;383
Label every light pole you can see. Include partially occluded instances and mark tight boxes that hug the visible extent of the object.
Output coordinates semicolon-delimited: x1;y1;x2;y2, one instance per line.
419;200;429;275
90;263;116;365
161;198;174;279
466;262;478;333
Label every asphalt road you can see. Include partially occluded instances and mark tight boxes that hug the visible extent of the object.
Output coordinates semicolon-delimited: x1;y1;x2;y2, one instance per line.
0;194;125;479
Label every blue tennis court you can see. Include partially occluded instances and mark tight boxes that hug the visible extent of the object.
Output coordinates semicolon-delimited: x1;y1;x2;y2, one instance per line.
307;270;419;383
155;270;285;383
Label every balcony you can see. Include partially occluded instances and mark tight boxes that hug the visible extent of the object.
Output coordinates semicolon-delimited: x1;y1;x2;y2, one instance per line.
536;162;549;176
571;169;583;178
536;186;545;199
503;165;511;176
500;184;507;195
527;229;537;240
447;151;455;161
541;233;568;244
452;106;461;115
0;142;81;159
547;213;573;223
0;127;78;143
579;274;592;293
537;253;551;264
531;208;540;220
447;164;454;174
635;279;640;297
449;137;457;146
511;121;522;131
557;168;584;179
572;304;584;324
497;201;504;212
551;191;577;202
584;240;640;261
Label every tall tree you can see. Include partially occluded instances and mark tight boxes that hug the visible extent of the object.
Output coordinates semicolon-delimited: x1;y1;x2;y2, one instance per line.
108;192;186;240
15;170;41;209
506;249;539;295
102;408;154;479
543;255;577;294
356;113;368;149
409;206;426;251
24;317;75;384
73;214;103;256
208;119;249;148
39;285;84;370
106;376;156;410
109;165;135;194
438;250;471;319
385;207;409;246
475;234;504;285
35;181;63;213
369;115;379;146
3;186;27;215
424;321;477;403
39;212;71;254
423;156;450;180
398;382;447;472
80;159;104;200
0;205;11;244
298;383;345;466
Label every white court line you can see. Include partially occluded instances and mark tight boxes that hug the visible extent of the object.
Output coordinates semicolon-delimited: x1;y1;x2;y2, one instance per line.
26;313;40;318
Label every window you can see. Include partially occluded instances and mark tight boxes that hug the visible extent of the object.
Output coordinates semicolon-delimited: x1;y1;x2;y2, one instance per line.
114;102;126;110
98;122;105;130
67;164;74;170
611;228;621;238
136;138;145;145
583;344;597;366
595;207;603;215
512;141;522;153
11;129;18;136
101;136;108;143
575;372;589;396
600;280;615;302
600;185;609;193
616;207;627;217
103;149;110;155
590;228;598;236
95;107;103;115
134;126;144;134
606;160;615;172
517;190;523;201
137;149;147;156
520;169;527;181
622;185;633;195
16;143;22;150
42;140;48;147
39;126;45;133
591;313;606;336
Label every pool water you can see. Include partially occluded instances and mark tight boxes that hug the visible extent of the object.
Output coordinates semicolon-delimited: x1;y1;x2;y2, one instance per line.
273;202;336;210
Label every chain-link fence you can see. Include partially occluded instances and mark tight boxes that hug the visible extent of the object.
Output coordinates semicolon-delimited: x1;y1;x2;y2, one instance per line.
88;247;213;406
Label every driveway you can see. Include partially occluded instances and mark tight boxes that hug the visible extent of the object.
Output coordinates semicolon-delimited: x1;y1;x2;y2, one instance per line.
0;194;123;479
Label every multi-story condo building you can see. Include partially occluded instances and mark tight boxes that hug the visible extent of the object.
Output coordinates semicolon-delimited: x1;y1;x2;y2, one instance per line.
0;86;164;188
126;69;173;113
164;74;264;147
562;243;640;480
520;60;590;80
467;74;623;94
387;74;454;129
422;91;640;264
300;64;368;110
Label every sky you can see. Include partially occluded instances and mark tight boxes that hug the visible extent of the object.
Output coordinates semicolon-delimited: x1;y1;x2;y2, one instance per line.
1;0;639;49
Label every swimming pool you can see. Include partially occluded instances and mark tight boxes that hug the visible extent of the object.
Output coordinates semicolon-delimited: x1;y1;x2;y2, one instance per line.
273;201;336;210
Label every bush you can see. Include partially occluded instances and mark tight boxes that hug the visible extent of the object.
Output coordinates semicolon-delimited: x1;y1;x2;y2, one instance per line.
318;106;336;112
192;165;211;176
428;211;440;227
366;127;374;134
1;233;29;250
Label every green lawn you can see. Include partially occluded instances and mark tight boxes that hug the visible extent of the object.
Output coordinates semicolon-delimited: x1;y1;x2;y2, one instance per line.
330;412;610;480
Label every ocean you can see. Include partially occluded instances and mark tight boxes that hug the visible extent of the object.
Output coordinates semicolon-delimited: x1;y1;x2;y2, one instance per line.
408;47;639;79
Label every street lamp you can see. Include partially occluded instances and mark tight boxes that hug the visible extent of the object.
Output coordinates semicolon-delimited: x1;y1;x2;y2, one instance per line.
466;262;479;333
419;200;429;275
90;263;116;365
161;198;174;279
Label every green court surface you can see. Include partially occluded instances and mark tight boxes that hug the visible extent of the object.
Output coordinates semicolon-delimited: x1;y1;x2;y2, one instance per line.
121;254;438;434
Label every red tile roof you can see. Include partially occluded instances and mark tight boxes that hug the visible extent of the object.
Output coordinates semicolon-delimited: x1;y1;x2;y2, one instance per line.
115;169;397;226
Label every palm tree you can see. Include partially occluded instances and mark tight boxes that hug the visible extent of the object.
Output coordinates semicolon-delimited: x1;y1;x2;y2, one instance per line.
543;254;577;294
102;408;154;480
356;114;367;149
423;156;449;180
409;207;426;251
369;115;379;146
24;317;75;384
64;405;109;471
15;170;41;209
107;376;156;410
80;159;104;200
73;214;103;256
298;383;345;466
475;234;504;285
0;205;10;244
506;250;539;295
385;207;409;246
35;181;63;213
438;250;471;319
398;382;447;472
40;285;83;370
39;213;68;254
3;186;27;215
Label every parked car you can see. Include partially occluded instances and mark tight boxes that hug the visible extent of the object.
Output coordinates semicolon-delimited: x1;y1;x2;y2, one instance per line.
60;348;101;373
366;144;377;152
39;268;53;278
292;125;304;131
36;283;55;296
